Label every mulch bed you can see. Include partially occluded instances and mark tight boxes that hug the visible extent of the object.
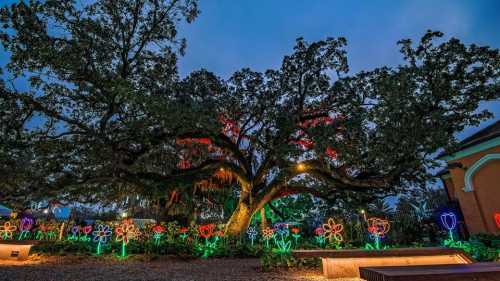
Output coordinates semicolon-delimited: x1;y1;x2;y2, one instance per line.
0;255;363;281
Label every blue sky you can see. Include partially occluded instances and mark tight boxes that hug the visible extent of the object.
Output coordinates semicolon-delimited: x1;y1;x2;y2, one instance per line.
1;0;499;138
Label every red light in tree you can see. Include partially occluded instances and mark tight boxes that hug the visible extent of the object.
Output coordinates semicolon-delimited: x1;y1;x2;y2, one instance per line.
292;139;314;149
494;213;500;229
176;138;212;146
325;146;337;160
177;158;192;169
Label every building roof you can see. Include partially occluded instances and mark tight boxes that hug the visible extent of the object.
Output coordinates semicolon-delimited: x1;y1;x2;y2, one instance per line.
457;120;500;151
439;119;500;159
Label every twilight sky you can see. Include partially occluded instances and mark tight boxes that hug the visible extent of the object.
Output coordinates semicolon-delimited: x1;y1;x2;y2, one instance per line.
1;0;499;138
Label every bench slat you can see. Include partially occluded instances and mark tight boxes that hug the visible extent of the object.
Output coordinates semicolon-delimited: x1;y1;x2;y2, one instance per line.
360;263;500;281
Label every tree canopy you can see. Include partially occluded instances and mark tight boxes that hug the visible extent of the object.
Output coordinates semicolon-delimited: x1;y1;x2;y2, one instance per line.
1;0;498;234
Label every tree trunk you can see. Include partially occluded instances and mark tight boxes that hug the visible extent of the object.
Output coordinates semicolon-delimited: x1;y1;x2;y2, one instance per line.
224;184;277;236
225;188;253;236
225;201;252;236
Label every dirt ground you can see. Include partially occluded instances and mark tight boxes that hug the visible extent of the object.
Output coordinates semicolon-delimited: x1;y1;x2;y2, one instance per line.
0;255;363;281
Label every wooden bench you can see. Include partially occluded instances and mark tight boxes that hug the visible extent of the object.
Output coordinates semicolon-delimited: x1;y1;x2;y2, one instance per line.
360;263;500;281
292;247;473;278
0;240;37;260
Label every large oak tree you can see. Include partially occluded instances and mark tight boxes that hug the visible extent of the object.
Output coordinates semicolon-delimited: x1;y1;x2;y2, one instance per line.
1;1;498;235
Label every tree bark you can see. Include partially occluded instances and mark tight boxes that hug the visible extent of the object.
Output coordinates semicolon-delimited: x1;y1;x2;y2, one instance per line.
225;185;254;236
224;200;252;236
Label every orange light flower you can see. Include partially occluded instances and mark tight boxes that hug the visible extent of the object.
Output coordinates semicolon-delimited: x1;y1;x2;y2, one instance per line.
0;221;17;239
322;218;344;242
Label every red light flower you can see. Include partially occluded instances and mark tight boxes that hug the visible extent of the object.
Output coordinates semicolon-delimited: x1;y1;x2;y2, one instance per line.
367;217;390;237
198;224;215;239
314;227;324;236
82;225;92;235
152;225;166;234
494;213;500;229
179;227;189;234
291;227;300;234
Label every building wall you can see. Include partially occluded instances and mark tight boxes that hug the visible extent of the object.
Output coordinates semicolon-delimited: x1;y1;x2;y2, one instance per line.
447;146;500;235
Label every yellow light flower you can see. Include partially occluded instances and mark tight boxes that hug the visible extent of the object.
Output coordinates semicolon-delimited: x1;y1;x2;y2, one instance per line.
322;218;344;243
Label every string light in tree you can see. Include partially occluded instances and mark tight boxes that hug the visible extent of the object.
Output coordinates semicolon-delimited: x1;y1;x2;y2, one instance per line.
92;224;112;256
0;221;17;240
495;213;500;230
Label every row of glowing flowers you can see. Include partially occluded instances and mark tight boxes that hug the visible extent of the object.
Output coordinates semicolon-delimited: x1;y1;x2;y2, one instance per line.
0;218;226;244
0;217;389;245
3;212;483;247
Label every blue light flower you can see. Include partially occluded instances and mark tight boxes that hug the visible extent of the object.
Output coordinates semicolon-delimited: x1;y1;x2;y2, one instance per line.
440;212;457;231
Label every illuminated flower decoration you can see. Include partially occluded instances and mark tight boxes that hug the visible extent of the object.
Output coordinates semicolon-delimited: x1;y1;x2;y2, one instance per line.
178;226;189;240
198;224;215;239
291;227;300;235
179;226;189;234
0;221;17;239
115;221;138;245
151;224;166;245
440;212;457;231
274;223;289;237
314;226;326;247
82;225;92;235
71;225;81;236
262;227;275;240
314;227;324;236
246;226;258;242
20;217;34;231
367;217;390;237
495;213;500;230
322;218;344;242
152;225;166;235
93;224;112;244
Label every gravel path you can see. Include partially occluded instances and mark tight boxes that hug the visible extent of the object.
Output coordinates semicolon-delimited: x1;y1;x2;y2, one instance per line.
0;255;363;281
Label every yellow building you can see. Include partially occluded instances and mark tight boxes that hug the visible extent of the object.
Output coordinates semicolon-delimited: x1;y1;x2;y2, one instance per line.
439;120;500;235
